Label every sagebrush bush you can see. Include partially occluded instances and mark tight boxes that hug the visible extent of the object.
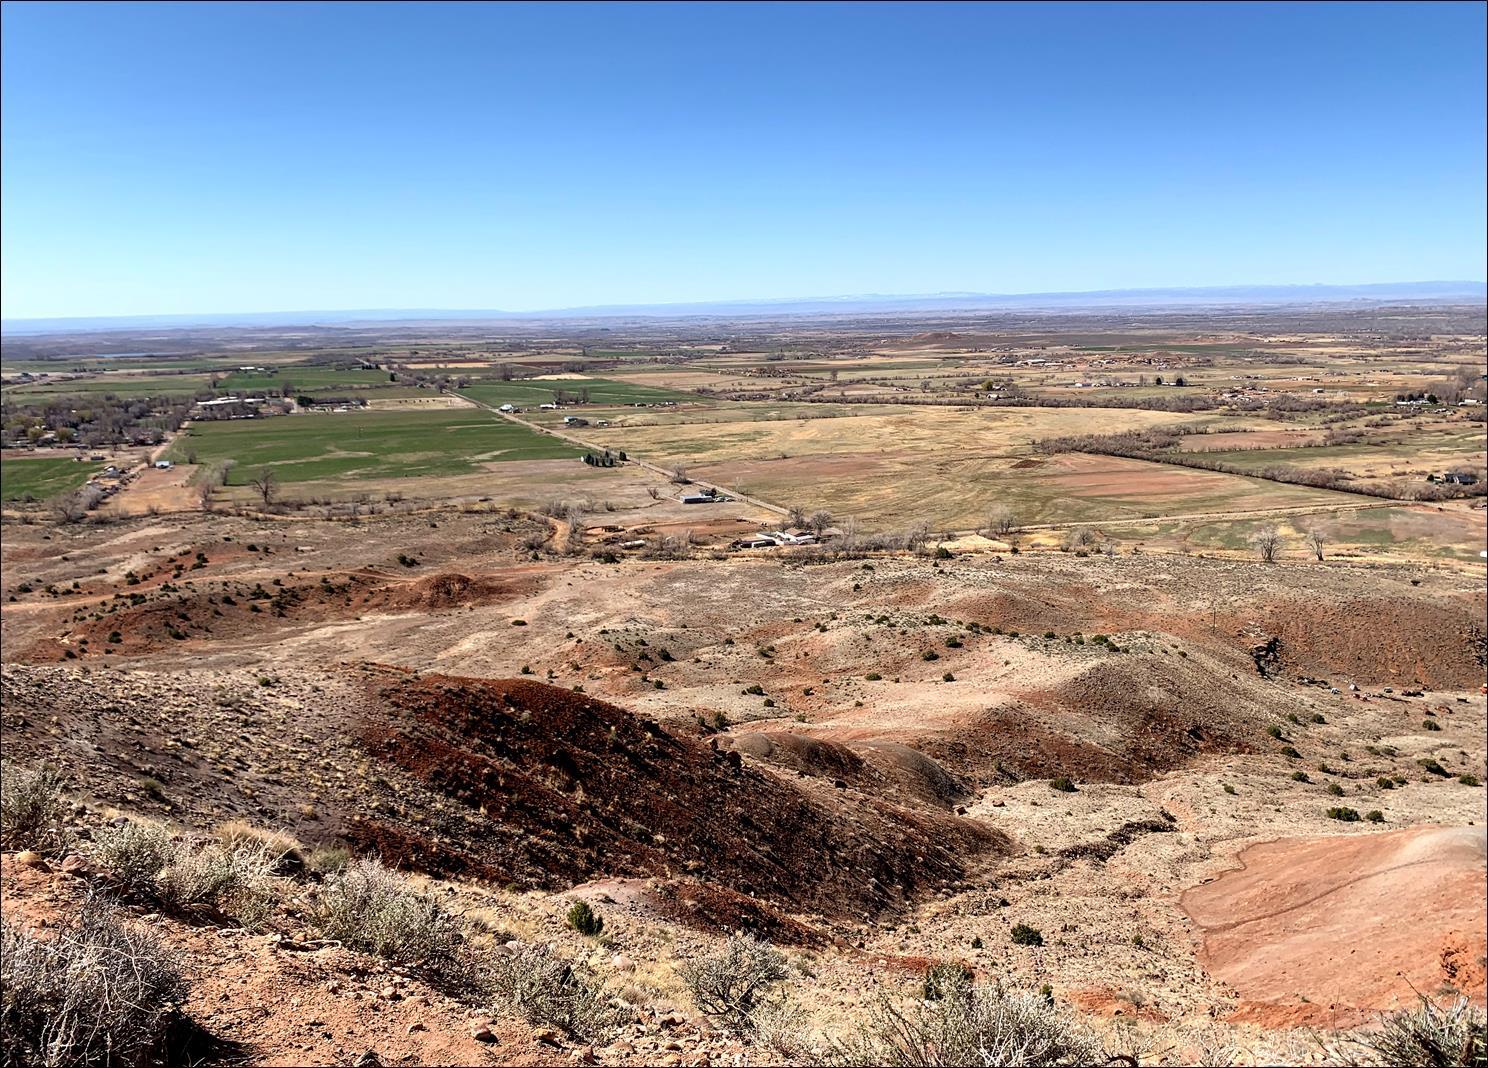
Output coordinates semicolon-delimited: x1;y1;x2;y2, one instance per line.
158;839;282;927
1346;995;1486;1067
0;894;186;1068
821;980;1105;1066
0;762;71;853
90;820;174;893
311;858;462;969
680;934;790;1030
485;943;621;1039
90;823;281;927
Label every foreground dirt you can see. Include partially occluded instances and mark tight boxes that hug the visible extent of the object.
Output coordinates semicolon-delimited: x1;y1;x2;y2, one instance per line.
2;508;1484;1065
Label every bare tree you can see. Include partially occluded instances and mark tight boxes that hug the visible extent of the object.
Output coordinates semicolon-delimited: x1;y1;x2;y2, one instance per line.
1252;525;1282;563
808;510;834;535
250;469;279;508
670;465;691;485
1304;527;1325;562
53;490;89;524
787;505;809;528
1064;526;1097;551
646;486;661;500
984;507;1019;537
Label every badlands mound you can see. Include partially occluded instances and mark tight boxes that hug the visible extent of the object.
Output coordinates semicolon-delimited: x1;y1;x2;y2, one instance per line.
358;673;1010;918
1182;825;1488;1027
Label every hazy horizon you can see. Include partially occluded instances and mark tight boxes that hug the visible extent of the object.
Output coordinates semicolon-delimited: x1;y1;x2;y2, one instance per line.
3;279;1486;336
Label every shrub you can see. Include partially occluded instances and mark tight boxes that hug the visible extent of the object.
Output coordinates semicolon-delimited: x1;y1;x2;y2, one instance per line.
679;934;790;1030
823;980;1104;1067
865;673;882;681
157;839;282;927
921;650;940;661
0;894;186;1068
1365;810;1386;823
311;858;462;969
1423;720;1442;732
1420;759;1450;778
90;820;174;893
1377;777;1396;790
1326;783;1345;796
485;943;620;1039
1049;777;1076;793
0;762;71;853
922;961;976;1001
1347;994;1486;1067
1327;807;1362;822
566;900;603;936
1291;771;1311;783
1459;774;1482;787
1010;924;1044;947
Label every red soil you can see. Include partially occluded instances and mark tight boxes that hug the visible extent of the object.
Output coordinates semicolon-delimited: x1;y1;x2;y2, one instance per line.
1181;826;1488;1028
359;674;1010;918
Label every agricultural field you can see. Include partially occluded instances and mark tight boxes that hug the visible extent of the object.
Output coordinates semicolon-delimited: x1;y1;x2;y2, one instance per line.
459;376;703;408
0;455;102;500
165;409;581;487
216;367;395;391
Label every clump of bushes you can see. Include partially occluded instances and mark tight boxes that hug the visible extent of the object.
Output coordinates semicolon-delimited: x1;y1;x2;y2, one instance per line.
922;961;976;1001
485;943;621;1039
1345;994;1486;1067
1049;777;1076;793
310;858;462;970
679;934;790;1032
1326;807;1362;822
0;762;71;853
824;973;1104;1067
0;894;186;1068
90;821;283;927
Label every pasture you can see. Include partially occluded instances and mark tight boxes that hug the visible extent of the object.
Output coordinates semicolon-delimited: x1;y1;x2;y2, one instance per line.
165;409;581;485
1;457;102;501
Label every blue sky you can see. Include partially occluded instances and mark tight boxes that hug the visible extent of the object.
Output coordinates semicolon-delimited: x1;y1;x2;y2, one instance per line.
2;0;1484;318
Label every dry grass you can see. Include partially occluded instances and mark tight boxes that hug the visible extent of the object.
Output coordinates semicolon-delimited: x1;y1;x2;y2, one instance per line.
89;820;283;927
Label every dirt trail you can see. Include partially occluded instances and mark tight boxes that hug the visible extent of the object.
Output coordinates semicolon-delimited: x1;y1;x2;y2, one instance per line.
450;389;790;519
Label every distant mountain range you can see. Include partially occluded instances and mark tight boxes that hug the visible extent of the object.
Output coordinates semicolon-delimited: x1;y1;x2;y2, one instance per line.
4;281;1484;335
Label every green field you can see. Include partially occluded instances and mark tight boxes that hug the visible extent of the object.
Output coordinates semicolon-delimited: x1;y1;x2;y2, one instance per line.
166;410;581;483
1;457;102;500
460;377;701;408
217;367;393;391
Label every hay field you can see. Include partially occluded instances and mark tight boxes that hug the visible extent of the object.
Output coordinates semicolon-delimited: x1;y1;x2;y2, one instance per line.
579;405;1352;529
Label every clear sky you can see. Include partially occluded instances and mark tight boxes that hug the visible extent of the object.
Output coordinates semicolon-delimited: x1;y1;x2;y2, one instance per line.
2;0;1484;319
